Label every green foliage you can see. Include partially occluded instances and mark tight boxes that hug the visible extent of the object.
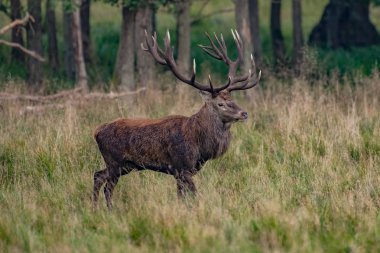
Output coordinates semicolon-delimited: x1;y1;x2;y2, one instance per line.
1;0;380;90
372;0;380;6
316;46;380;77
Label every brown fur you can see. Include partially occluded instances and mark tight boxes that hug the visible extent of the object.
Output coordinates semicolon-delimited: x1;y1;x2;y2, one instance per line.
93;91;248;209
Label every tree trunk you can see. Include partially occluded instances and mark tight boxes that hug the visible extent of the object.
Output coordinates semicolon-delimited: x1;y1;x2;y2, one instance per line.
63;1;76;81
27;0;43;91
176;0;191;74
114;6;136;91
72;0;88;92
10;0;24;63
270;0;286;67
152;5;157;33
46;0;59;71
80;0;92;63
248;0;262;66
292;0;303;73
309;0;380;48
135;5;155;88
235;0;252;72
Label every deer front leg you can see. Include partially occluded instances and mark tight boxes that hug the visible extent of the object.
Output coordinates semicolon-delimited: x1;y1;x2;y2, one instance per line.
175;172;197;199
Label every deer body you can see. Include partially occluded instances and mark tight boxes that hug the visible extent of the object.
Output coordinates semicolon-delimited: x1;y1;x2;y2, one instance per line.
95;104;232;175
93;30;261;209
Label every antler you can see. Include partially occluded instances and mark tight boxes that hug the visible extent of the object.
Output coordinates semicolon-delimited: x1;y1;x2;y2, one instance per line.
141;30;231;95
198;29;261;92
141;29;260;94
227;54;261;92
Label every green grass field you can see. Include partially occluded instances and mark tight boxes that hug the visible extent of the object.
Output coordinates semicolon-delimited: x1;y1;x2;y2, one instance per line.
1;1;380;252
1;72;380;252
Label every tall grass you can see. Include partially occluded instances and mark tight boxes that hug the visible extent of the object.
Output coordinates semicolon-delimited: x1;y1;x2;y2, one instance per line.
1;72;379;252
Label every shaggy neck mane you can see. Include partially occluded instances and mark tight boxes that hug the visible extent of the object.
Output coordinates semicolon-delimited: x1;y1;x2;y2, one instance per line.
187;104;232;161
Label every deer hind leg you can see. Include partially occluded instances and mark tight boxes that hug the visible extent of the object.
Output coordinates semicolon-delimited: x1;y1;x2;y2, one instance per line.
175;172;197;199
93;168;108;208
103;166;133;210
104;174;119;210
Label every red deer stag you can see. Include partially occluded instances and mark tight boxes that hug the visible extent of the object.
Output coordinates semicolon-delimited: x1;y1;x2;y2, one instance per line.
93;30;261;209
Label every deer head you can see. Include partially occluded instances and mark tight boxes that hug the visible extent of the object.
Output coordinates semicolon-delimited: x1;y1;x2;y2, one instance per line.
141;29;261;123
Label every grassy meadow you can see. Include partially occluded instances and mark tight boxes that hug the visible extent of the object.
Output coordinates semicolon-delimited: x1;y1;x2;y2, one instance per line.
1;0;380;252
1;72;380;252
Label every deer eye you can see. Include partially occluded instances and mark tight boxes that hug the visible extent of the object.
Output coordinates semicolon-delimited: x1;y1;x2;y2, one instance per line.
218;103;224;107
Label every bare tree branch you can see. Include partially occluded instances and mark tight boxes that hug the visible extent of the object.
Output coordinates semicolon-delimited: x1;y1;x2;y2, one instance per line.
83;88;146;100
0;39;46;61
193;0;210;18
0;87;82;103
17;87;147;115
0;12;33;35
0;13;45;62
0;87;147;104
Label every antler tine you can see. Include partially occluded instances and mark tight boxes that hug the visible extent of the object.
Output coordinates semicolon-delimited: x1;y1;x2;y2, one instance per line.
142;29;166;65
141;30;149;51
213;32;229;63
237;70;261;91
212;76;232;93
142;30;259;94
226;41;262;92
204;32;225;60
231;29;243;63
248;70;261;88
164;30;175;65
220;33;227;52
198;44;222;60
227;69;261;92
190;58;196;83
226;50;261;92
234;29;243;48
208;75;215;94
152;31;165;58
250;54;257;77
142;30;234;94
141;42;148;51
197;30;252;90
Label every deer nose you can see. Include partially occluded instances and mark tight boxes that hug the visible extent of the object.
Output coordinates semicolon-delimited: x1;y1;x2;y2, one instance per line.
241;111;248;119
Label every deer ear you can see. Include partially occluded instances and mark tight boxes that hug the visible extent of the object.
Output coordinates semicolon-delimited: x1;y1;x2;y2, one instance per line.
199;90;213;101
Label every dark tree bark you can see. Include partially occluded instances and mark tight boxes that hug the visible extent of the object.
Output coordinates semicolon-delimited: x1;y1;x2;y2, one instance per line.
235;0;252;72
248;0;262;66
309;0;380;48
114;6;136;91
292;0;303;73
176;0;191;74
73;0;88;92
27;0;43;90
10;0;24;62
46;0;59;71
80;0;92;63
63;1;75;81
270;0;286;67
152;4;157;33
135;5;155;88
